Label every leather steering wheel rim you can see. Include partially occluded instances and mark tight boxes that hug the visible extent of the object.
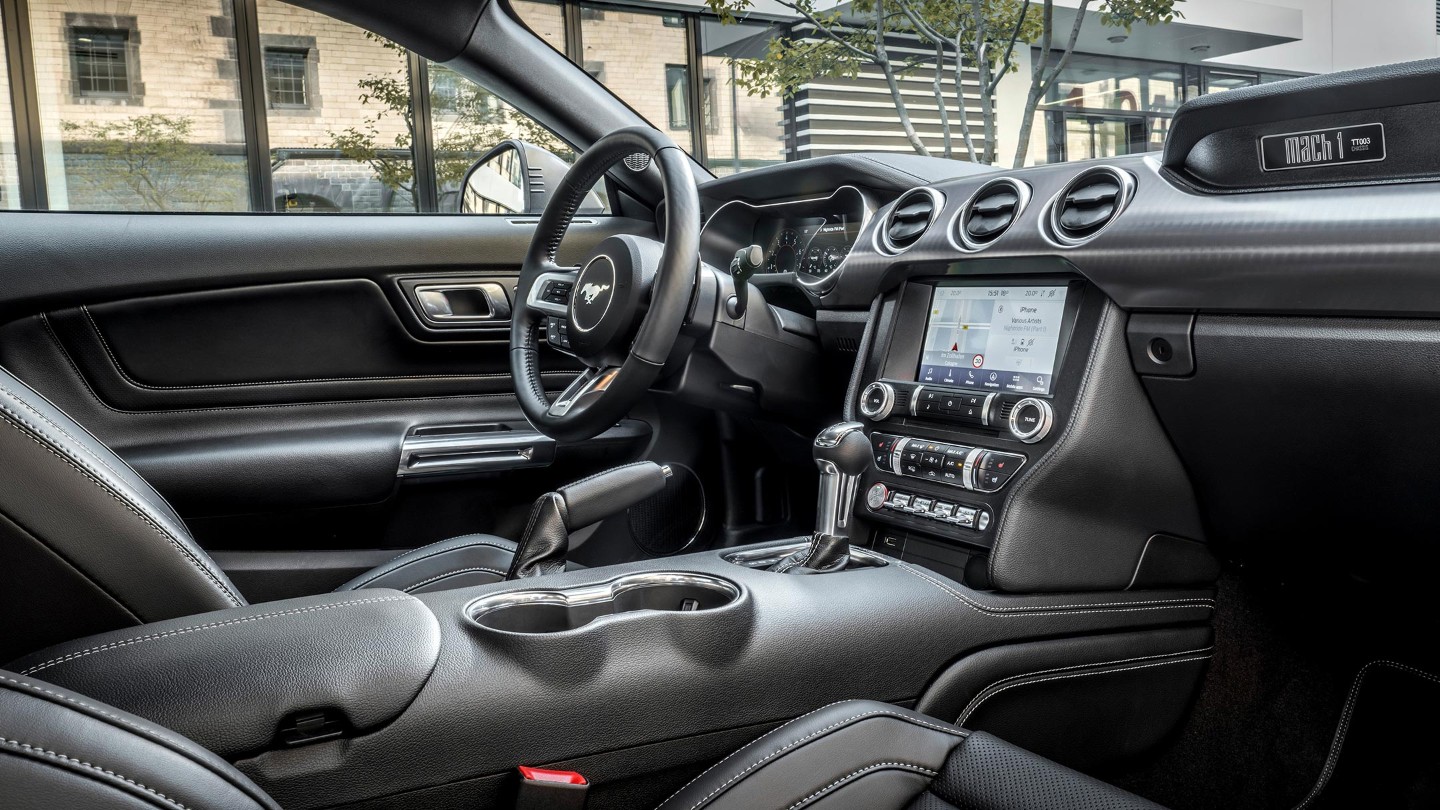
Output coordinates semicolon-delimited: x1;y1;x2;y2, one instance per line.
510;126;699;443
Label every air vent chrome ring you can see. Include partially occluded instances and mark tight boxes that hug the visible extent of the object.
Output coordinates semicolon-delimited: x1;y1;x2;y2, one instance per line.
952;177;1031;252
1045;166;1136;248
877;187;945;255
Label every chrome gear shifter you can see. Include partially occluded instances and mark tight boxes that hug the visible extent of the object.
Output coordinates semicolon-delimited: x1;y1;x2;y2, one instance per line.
772;422;871;573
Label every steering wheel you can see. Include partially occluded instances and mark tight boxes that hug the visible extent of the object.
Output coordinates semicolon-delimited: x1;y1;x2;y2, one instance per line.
510;127;699;443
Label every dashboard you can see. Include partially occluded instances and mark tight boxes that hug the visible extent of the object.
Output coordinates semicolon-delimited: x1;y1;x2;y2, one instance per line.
699;185;871;291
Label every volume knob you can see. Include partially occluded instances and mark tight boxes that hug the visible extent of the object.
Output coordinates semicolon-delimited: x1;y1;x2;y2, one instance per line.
859;382;896;421
1007;398;1054;444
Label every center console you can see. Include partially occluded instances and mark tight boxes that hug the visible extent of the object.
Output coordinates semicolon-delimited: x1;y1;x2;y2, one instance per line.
847;278;1082;577
846;273;1213;593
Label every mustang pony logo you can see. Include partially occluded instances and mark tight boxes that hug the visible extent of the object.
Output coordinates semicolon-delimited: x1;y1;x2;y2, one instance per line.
579;282;612;305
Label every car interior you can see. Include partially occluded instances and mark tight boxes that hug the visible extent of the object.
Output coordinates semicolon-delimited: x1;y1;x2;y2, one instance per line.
2;0;1439;808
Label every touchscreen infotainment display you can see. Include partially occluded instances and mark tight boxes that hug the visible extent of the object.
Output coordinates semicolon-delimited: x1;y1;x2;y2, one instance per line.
917;284;1069;396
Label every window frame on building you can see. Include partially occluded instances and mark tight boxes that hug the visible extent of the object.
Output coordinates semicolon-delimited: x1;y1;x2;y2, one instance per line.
262;46;311;109
65;15;143;104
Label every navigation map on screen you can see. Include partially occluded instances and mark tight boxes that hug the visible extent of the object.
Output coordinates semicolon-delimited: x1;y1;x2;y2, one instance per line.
916;285;1069;396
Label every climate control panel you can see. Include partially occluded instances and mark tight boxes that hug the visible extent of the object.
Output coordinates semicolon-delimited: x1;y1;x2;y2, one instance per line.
871;433;1026;494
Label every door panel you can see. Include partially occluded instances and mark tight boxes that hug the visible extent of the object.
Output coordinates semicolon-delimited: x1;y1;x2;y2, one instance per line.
39;279;577;408
0;212;660;569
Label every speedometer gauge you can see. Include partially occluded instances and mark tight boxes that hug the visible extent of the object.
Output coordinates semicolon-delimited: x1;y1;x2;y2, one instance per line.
767;228;799;274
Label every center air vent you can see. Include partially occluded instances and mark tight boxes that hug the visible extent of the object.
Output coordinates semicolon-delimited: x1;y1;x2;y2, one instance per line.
1049;167;1134;246
958;179;1029;249
881;188;943;253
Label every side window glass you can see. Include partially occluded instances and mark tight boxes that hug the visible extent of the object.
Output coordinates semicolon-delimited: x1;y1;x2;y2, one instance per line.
2;0;602;213
27;0;252;211
258;0;416;213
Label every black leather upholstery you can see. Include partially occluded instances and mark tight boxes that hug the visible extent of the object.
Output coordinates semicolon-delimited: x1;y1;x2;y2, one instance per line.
508;461;668;578
5;590;441;760
906;731;1165;810
656;700;1166;810
336;534;519;593
0;670;278;810
0;362;524;661
0;681;1166;810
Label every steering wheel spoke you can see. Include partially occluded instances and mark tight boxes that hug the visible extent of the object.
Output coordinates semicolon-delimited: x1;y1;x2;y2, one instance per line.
510;126;698;442
548;365;621;418
523;266;579;320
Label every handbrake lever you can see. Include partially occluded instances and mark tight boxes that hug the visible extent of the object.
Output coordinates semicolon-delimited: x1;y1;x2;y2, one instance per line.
507;462;672;579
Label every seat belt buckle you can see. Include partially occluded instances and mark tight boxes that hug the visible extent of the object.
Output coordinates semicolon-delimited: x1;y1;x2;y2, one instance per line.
515;766;588;810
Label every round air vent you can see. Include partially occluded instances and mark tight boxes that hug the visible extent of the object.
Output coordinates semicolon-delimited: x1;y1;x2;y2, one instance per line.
1049;166;1134;246
880;188;944;253
957;179;1029;250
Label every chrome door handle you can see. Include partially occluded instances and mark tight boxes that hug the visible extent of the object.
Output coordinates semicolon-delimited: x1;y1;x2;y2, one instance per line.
413;282;512;323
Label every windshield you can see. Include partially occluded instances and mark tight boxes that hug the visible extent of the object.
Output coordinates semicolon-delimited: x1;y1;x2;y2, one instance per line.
511;0;1438;175
0;1;1432;213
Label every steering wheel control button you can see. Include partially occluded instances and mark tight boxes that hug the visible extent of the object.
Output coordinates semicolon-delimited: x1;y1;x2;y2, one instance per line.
865;483;889;510
1008;397;1055;444
545;318;572;351
540;280;573;305
859;382;896;420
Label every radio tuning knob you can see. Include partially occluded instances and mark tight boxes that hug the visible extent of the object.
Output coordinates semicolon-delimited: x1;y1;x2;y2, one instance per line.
1008;398;1055;444
859;382;896;421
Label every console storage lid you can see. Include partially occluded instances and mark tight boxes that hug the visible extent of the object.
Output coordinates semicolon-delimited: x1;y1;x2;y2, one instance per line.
5;589;441;759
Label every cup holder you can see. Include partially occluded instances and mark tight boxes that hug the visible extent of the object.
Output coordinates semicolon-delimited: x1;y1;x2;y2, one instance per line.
465;572;741;635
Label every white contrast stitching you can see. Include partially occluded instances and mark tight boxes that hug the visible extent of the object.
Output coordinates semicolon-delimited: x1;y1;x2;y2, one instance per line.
0;735;194;810
20;595;408;675
785;762;938;810
1294;660;1440;809
0;675;181;747
894;560;1214;616
401;567;506;593
0;412;242;607
956;653;1214;726
672;710;964;810
80;306;573;390
346;539;516;589
39;312;559;416
656;700;857;808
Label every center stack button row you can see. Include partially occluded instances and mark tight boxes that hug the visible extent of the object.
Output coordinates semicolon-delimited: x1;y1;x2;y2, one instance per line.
870;433;1026;494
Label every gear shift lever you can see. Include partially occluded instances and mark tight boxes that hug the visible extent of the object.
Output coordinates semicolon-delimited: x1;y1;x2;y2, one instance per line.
771;422;871;573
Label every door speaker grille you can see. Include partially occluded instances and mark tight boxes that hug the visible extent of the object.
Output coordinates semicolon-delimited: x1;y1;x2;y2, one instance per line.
628;463;706;555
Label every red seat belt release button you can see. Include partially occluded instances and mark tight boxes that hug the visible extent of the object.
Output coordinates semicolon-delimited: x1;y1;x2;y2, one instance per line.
516;766;588;809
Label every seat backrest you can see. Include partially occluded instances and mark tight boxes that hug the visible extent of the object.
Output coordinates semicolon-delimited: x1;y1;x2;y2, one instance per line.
0;366;245;662
0;669;278;810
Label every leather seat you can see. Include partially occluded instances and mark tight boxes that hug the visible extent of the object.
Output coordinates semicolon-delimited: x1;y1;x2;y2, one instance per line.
0;366;524;662
0;671;1165;810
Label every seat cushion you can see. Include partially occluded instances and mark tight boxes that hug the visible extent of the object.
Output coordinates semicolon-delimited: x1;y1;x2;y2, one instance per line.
335;534;519;594
0;669;278;810
655;700;1167;810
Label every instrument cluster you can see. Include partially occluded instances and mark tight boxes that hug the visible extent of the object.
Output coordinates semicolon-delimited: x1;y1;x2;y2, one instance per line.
756;215;859;280
699;185;872;292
